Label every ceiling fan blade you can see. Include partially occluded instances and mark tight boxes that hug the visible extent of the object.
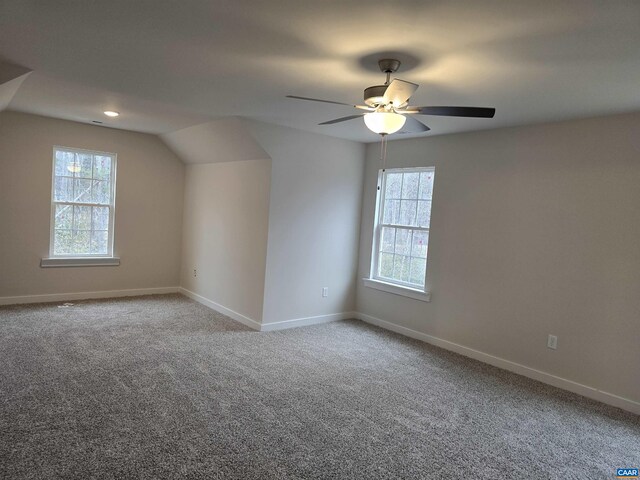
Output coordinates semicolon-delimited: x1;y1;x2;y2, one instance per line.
383;79;418;107
318;114;364;125
406;106;496;118
398;115;430;133
286;95;370;110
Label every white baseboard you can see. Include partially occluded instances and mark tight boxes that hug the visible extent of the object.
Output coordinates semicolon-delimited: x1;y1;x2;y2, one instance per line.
178;288;354;332
356;312;640;416
260;311;357;332
0;286;180;306
7;284;634;414
178;288;261;331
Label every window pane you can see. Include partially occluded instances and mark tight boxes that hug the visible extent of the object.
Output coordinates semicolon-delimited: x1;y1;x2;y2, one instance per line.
399;200;417;226
412;231;428;258
54;176;73;202
90;231;108;255
419;171;435;199
417;200;432;227
54;229;73;255
73;205;92;230
392;255;411;283
54;150;65;176
379;252;394;278
384;173;402;199
383;199;400;224
381;227;395;253
409;257;427;286
93;156;111;181
92;180;111;204
394;229;412;255
73;179;92;202
77;153;93;178
72;230;91;254
54;205;73;230
402;172;420;199
92;206;109;230
55;150;75;176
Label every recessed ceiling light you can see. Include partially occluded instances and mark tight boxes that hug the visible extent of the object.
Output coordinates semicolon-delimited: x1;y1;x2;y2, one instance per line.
104;111;119;117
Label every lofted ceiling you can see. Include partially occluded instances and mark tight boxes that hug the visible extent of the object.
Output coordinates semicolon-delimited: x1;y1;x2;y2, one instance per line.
1;0;639;143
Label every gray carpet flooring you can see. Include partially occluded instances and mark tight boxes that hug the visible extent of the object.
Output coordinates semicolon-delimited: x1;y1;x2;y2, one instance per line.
0;294;638;479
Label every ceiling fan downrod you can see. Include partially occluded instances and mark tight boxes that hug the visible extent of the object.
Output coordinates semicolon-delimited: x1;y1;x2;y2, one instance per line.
364;58;403;106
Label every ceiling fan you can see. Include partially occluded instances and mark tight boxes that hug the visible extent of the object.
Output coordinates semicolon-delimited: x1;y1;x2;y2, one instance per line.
287;58;495;136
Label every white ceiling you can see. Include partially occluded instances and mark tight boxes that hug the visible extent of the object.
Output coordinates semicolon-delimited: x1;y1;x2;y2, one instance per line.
1;0;639;142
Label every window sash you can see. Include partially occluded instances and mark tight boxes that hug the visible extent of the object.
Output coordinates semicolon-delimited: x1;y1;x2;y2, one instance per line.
373;225;429;288
49;147;117;258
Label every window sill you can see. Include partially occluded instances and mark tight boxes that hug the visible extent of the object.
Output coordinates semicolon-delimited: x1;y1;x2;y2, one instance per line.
41;257;120;268
363;278;431;302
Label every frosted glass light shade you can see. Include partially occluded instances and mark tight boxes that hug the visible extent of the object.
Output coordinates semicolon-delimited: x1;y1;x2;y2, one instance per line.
364;112;406;134
67;162;81;173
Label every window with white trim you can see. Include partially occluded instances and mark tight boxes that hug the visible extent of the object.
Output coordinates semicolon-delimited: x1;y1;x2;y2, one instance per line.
370;167;435;290
49;147;117;257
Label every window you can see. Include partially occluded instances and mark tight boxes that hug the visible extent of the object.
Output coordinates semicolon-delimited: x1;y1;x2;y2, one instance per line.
48;146;117;258
368;167;434;296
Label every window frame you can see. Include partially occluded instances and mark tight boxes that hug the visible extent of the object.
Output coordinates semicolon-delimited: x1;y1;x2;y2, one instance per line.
368;166;435;297
48;146;118;259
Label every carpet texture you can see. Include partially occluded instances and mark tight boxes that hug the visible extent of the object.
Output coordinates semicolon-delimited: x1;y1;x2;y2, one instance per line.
0;294;638;479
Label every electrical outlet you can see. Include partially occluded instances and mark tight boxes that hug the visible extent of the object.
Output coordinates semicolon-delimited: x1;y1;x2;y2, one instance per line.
547;334;558;350
193;269;197;277
322;287;328;298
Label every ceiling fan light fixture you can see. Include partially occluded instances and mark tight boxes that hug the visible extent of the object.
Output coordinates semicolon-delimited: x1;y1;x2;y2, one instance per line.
364;112;406;135
67;161;81;173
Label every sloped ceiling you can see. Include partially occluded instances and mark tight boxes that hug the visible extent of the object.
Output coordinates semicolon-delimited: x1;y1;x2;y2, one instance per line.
160;117;269;164
1;1;640;142
0;61;31;112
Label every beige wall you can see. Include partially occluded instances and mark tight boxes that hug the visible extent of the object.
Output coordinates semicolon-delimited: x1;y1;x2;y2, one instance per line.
0;111;184;296
2;108;637;405
246;120;365;325
177;120;364;326
180;159;271;323
357;112;640;403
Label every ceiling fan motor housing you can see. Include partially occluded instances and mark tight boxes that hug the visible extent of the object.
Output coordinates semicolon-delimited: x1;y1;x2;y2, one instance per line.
364;85;388;107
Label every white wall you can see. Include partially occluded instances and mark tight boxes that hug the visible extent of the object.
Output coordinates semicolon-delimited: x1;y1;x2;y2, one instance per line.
180;159;271;323
0;111;184;297
357;112;640;404
246;120;365;325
